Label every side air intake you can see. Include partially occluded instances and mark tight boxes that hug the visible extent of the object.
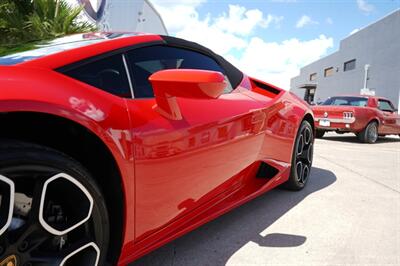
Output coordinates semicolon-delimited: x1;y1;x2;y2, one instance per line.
256;162;279;179
252;80;281;95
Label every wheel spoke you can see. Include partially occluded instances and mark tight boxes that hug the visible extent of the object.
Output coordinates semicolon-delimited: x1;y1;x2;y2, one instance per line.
298;143;312;163
296;134;304;156
303;127;311;145
30;241;100;266
306;143;313;164
38;173;94;236
295;161;303;182
60;242;100;266
16;224;49;254
0;175;15;236
301;164;310;183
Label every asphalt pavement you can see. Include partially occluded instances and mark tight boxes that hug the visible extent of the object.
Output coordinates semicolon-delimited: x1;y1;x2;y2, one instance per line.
131;132;400;266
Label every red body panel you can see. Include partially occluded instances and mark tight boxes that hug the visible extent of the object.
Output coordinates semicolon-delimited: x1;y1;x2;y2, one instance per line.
0;34;313;265
312;96;400;135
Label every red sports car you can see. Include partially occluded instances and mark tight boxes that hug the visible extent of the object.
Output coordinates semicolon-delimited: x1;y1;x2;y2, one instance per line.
0;33;314;266
313;95;400;143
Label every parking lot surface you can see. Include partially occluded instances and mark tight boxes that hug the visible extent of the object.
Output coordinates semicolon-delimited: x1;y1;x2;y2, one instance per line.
132;133;400;266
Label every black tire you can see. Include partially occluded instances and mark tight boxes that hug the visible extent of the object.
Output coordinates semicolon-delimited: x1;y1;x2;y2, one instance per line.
283;120;314;190
315;130;325;138
357;121;379;143
0;140;109;266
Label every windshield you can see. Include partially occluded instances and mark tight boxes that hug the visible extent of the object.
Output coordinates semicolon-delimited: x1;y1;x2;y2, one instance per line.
0;32;141;65
323;96;368;107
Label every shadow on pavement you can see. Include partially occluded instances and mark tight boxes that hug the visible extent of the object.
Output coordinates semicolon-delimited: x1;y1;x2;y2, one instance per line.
255;233;306;248
320;134;400;144
131;167;336;266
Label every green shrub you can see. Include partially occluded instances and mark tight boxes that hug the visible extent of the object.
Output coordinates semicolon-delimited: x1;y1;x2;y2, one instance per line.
0;0;96;54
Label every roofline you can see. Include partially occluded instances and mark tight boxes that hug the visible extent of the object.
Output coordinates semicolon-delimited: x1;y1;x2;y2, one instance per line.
328;94;391;100
335;94;370;96
291;9;399;80
344;8;399;40
19;33;164;69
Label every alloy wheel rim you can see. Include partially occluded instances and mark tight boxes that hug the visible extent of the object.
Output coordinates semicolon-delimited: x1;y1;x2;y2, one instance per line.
0;166;102;266
368;124;378;142
295;126;313;185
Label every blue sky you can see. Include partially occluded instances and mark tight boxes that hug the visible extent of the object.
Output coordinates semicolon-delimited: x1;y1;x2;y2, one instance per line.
152;0;399;88
195;0;399;52
67;0;398;89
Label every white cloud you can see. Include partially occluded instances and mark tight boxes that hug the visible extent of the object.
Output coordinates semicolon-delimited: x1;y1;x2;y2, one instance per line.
226;35;333;89
154;2;282;36
349;28;360;35
214;5;282;36
326;17;333;25
356;0;375;13
153;2;333;89
153;2;283;54
296;15;318;28
265;14;285;29
175;15;248;54
152;0;206;33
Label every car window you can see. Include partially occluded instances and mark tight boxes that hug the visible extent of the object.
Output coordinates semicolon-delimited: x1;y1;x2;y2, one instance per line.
378;100;394;112
63;54;132;98
323;97;368;106
126;45;233;98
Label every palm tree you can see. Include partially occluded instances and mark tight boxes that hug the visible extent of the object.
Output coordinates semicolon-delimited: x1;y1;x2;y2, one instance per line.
0;0;96;47
0;0;33;44
28;0;96;39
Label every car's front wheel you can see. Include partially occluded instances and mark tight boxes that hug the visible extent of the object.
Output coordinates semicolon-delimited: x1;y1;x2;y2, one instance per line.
283;120;314;190
0;140;109;266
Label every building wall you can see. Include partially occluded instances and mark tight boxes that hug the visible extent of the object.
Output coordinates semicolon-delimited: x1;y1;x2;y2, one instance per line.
290;10;400;108
74;0;168;35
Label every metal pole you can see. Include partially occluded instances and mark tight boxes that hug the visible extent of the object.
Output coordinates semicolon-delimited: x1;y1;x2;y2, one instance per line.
363;64;370;89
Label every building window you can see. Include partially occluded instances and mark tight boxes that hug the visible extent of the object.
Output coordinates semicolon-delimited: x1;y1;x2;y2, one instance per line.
309;73;317;81
344;59;356;71
324;67;334;77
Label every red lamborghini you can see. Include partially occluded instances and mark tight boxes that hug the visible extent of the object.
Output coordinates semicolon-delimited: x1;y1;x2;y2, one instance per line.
0;33;314;266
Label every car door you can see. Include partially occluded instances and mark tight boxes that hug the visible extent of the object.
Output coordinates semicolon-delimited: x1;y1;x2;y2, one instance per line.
123;45;266;241
377;99;399;134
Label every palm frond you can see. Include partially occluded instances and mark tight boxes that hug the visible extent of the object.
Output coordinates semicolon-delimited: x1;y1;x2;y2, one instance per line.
1;0;97;46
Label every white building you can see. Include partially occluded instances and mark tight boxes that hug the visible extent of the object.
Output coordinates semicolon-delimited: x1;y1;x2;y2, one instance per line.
290;10;400;108
71;0;168;35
